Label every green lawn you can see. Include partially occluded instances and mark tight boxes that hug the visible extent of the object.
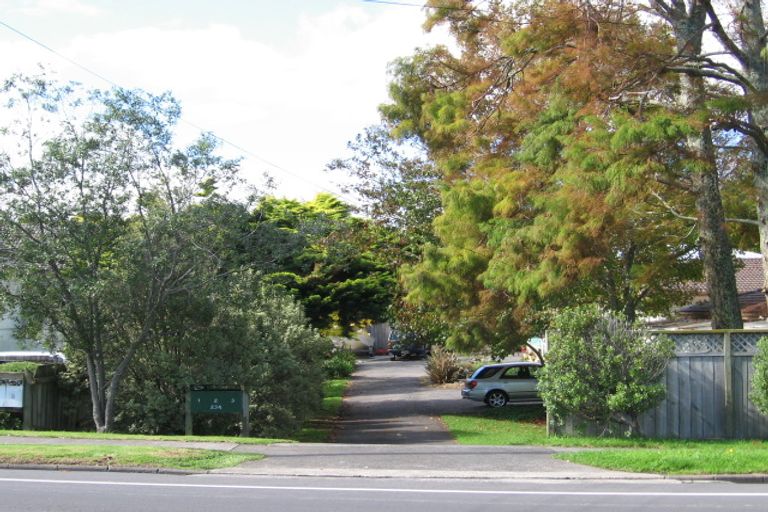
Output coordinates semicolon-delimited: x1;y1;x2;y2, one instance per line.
0;429;288;445
443;406;665;448
442;405;768;474
290;379;349;443
0;444;262;471
557;443;768;475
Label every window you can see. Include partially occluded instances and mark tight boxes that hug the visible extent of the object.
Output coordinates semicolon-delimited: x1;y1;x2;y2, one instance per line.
501;366;534;379
473;366;501;379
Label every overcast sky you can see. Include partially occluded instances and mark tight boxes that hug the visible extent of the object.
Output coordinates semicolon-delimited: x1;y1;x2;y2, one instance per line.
0;0;447;202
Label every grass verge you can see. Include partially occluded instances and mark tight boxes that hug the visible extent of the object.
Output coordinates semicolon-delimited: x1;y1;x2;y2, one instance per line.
0;444;263;471
443;405;664;447
556;443;768;475
0;430;288;445
442;406;768;474
290;379;349;443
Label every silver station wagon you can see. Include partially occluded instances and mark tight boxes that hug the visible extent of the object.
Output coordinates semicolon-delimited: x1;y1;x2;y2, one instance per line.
461;362;543;408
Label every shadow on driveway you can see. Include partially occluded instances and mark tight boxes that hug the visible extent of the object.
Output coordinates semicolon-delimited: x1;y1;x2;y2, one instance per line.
333;357;482;444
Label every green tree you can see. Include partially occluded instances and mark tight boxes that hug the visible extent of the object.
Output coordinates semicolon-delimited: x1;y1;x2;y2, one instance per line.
115;271;330;437
328;124;442;266
251;194;396;335
328;124;447;345
538;305;674;436
381;0;745;354
0;76;240;432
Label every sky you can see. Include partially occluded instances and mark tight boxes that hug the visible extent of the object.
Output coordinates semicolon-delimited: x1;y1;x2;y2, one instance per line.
0;0;448;202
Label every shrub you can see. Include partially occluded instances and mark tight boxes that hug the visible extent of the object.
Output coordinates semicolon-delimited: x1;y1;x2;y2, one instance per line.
323;347;357;379
751;337;768;414
0;411;21;430
0;362;40;373
426;346;468;384
538;305;673;436
114;273;331;438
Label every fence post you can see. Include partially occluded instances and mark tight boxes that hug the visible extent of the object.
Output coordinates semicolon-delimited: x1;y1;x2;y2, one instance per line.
184;390;193;436
724;331;735;438
22;373;32;430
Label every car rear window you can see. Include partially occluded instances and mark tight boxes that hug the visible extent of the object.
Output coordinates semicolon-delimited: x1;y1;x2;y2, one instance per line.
472;366;501;379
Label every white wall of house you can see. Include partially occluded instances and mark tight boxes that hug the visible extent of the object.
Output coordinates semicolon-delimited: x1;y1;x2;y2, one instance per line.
0;311;44;352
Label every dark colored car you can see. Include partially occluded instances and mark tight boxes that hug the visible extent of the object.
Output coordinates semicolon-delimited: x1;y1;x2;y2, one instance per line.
389;343;430;360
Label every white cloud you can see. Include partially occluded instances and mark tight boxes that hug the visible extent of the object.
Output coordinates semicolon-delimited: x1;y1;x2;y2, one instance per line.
12;0;103;17
0;3;447;200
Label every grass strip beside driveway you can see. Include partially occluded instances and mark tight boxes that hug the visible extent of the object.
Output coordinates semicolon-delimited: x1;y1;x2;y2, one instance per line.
442;406;768;475
291;378;349;443
0;444;263;471
0;430;288;445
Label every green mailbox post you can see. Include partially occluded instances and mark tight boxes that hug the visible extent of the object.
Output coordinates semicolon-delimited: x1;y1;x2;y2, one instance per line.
185;388;250;437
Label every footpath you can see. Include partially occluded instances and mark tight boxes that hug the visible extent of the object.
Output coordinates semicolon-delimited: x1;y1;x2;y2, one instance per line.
0;435;652;481
1;358;765;482
2;436;766;483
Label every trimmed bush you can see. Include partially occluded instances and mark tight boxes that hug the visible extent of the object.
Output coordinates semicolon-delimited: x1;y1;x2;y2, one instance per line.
538;305;673;436
751;337;768;414
323;348;357;379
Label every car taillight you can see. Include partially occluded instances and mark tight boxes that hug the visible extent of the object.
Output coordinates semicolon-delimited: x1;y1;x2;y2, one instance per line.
467;380;478;389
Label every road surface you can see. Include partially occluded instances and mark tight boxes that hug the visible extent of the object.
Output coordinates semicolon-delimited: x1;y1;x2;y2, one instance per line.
1;470;766;512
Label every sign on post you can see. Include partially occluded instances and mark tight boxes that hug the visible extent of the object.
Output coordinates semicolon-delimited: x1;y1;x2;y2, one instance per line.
0;378;23;409
185;387;250;437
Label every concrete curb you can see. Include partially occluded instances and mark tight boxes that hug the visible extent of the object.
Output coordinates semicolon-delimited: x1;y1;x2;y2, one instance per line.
675;474;768;484
1;462;767;484
0;463;198;475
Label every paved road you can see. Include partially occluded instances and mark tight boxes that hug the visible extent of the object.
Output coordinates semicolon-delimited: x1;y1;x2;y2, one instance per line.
333;356;479;444
2;470;767;512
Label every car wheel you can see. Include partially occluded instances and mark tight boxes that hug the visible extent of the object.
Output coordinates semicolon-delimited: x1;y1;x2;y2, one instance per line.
486;390;508;408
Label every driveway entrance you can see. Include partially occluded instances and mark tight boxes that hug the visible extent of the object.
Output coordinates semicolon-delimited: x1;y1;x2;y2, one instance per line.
333;356;479;444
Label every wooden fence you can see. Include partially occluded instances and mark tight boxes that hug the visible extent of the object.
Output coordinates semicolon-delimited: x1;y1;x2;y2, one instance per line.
0;365;89;431
554;330;768;439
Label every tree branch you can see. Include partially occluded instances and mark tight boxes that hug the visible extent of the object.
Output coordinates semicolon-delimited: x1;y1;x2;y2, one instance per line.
700;0;749;67
650;190;697;222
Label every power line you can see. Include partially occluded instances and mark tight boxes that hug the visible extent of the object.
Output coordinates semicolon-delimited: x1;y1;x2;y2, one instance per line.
0;18;360;206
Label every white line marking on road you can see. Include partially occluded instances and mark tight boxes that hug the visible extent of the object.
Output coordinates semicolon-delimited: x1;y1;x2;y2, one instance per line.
0;477;766;497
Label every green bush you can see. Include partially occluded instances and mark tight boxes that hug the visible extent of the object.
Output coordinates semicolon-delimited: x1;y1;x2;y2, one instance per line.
425;346;469;384
751;337;768;414
113;273;331;438
0;362;40;373
0;411;22;430
538;305;673;436
323;348;357;379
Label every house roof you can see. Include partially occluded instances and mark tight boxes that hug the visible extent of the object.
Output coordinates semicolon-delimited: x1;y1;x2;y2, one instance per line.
735;257;764;294
689;256;764;295
677;256;767;321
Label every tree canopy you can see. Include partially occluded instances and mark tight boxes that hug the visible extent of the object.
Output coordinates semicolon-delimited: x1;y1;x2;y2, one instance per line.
364;0;762;353
250;194;396;336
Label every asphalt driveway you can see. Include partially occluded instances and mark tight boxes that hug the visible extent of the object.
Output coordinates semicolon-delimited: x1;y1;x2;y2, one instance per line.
333;356;481;444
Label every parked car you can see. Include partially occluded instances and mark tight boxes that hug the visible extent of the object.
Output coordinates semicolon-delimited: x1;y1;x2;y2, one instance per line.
461;362;543;407
389;342;429;360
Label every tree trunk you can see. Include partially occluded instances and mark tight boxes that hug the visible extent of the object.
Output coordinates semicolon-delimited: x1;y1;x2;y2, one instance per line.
691;128;743;329
738;0;768;316
85;354;107;432
666;1;742;328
